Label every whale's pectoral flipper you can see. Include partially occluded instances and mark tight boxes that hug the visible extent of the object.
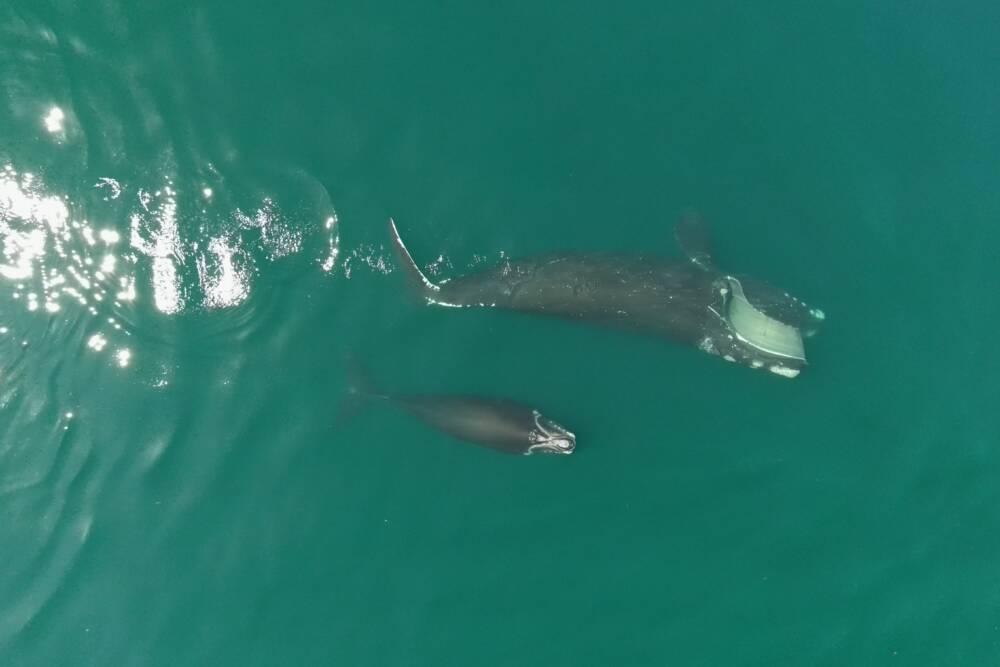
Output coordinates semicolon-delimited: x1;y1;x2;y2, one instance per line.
387;218;441;302
674;211;714;271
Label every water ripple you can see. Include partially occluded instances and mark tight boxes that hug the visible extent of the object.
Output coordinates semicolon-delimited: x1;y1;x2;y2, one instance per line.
0;6;343;657
0;377;94;648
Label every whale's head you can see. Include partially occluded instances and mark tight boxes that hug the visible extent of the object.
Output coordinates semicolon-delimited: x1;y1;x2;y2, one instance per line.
733;274;826;339
701;276;824;379
525;411;576;455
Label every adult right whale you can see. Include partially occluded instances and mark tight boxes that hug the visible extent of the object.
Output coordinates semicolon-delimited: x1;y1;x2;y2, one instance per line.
388;215;825;378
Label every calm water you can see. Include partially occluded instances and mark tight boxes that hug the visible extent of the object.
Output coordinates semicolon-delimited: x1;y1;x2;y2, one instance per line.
2;2;998;665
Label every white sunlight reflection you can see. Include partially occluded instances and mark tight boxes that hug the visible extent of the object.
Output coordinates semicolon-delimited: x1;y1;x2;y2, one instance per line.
130;185;183;315
0;165;123;317
1;163;129;367
196;236;250;309
86;333;107;351
4;137;341;368
43;106;65;134
320;213;340;273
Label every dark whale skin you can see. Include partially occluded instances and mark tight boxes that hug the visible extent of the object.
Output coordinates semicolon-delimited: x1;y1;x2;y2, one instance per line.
388;219;824;377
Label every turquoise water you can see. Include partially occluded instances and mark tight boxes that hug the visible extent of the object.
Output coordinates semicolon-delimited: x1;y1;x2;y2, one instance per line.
2;2;998;665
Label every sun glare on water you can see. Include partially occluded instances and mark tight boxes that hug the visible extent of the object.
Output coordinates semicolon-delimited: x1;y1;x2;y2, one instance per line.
2;109;341;371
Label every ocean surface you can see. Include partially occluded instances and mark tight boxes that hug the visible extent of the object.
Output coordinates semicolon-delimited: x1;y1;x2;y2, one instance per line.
2;2;998;665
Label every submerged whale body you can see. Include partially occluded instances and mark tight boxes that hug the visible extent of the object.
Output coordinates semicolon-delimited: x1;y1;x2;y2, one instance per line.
385;395;576;455
348;363;576;456
388;215;825;378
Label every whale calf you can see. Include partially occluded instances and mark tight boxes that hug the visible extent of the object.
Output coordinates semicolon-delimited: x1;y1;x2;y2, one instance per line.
348;365;576;455
388;215;824;378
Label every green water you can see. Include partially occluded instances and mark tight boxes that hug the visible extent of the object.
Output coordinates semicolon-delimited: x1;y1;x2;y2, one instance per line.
2;2;998;665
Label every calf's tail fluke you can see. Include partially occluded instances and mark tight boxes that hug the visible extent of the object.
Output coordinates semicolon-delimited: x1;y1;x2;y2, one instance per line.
336;355;388;426
387;218;440;300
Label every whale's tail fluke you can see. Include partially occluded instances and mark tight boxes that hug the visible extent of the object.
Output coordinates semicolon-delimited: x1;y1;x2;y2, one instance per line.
337;355;389;426
387;218;440;302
